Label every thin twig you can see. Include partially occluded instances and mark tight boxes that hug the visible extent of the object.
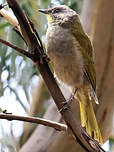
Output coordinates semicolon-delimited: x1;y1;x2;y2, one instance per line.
0;113;67;131
0;38;32;59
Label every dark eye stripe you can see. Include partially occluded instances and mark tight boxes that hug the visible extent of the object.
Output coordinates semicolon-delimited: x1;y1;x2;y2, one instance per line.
53;8;61;13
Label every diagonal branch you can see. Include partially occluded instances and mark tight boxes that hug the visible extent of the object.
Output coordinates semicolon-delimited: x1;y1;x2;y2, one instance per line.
0;113;67;131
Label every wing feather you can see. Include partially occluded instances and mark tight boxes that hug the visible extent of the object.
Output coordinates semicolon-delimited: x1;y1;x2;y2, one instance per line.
71;16;96;92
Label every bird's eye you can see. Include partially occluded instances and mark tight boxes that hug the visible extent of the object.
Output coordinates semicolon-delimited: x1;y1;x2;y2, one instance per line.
53;8;60;13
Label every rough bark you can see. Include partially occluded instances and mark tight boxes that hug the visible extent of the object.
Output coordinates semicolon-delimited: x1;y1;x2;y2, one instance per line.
19;0;114;151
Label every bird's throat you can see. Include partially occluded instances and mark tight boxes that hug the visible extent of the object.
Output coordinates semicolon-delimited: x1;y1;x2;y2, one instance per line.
46;14;53;25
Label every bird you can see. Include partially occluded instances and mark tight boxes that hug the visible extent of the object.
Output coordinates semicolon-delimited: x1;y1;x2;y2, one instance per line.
39;5;102;143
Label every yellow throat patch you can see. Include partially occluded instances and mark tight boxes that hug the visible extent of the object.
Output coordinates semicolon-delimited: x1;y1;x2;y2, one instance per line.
46;14;53;25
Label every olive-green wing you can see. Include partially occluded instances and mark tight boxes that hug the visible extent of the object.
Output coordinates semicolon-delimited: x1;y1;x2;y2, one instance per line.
71;16;96;91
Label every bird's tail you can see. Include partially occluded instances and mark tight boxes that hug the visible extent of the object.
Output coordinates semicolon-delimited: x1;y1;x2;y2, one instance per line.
77;90;103;144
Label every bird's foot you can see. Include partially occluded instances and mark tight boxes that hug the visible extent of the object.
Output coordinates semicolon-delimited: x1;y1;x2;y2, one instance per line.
42;53;50;63
59;88;77;112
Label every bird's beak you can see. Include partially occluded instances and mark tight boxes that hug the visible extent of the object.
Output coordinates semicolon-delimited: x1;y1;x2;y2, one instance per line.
38;9;50;14
39;8;53;24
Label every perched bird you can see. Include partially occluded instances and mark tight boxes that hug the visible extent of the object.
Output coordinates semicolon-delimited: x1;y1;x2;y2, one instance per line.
39;5;102;143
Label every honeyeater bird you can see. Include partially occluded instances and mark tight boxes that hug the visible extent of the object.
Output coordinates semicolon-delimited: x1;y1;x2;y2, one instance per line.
39;5;102;143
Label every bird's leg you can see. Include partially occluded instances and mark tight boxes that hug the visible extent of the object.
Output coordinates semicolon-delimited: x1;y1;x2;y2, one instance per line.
42;52;50;63
59;88;78;112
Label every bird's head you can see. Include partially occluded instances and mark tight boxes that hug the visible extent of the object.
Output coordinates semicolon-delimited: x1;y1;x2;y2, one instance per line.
39;5;77;26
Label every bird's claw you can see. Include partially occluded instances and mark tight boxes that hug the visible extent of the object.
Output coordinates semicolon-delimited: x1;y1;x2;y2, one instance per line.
59;102;70;112
42;53;50;63
59;88;78;112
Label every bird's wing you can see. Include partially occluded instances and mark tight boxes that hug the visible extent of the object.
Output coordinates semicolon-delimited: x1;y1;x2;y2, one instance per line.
71;16;96;92
83;63;99;104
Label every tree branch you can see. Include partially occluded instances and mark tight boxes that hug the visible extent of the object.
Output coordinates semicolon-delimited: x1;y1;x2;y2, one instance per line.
0;113;67;131
0;38;32;59
0;8;22;37
0;8;18;27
